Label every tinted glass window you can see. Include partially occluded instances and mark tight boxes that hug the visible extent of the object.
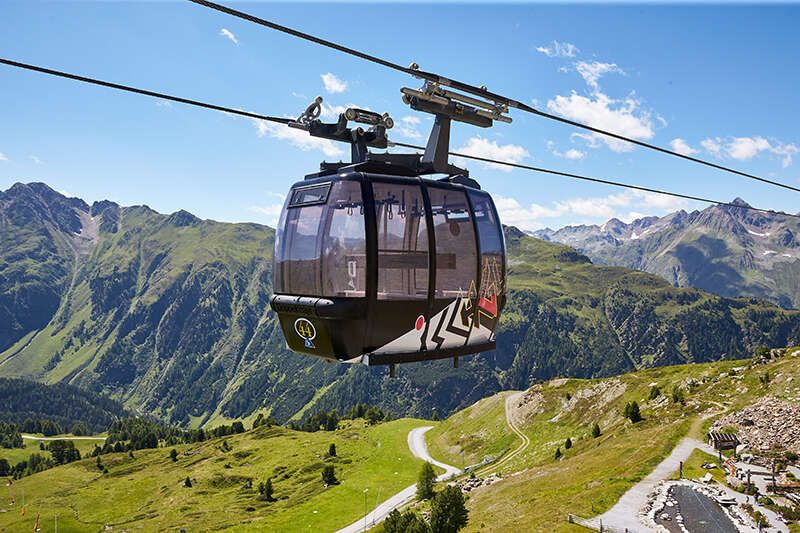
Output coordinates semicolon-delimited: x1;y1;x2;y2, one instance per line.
322;181;366;297
276;203;324;295
428;188;477;298
290;183;330;207
274;181;365;297
469;191;505;299
373;183;428;300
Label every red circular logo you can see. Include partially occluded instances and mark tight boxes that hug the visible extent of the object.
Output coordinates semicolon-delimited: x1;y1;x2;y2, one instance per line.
415;315;425;331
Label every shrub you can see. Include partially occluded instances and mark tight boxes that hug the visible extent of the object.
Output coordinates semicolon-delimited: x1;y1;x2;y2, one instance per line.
555;447;562;460
647;385;661;400
624;401;642;423
671;386;685;405
591;423;601;438
169;448;178;462
565;437;572;450
328;443;337;457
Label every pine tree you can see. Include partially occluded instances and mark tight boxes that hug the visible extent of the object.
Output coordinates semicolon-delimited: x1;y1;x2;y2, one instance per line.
184;476;192;488
322;464;338;486
430;485;469;533
416;462;436;500
169;448;178;462
328;443;337;457
591;423;601;438
265;477;274;501
555;447;562;459
565;437;572;449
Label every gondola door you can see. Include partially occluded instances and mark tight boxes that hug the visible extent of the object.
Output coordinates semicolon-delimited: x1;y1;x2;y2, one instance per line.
367;180;431;357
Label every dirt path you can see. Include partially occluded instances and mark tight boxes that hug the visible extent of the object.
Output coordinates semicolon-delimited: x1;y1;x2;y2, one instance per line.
474;391;529;477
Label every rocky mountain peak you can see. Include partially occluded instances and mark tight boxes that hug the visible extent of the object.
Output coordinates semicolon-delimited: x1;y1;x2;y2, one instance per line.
166;209;201;227
730;197;752;208
2;182;89;234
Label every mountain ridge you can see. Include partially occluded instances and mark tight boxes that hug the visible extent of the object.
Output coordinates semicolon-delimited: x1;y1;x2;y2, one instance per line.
2;182;800;427
534;199;800;309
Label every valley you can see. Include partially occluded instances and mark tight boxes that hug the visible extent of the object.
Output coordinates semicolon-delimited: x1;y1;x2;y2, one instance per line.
3;183;800;429
5;348;800;532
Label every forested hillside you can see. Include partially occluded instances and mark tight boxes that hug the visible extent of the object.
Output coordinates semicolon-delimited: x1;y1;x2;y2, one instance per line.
2;182;799;427
0;377;127;433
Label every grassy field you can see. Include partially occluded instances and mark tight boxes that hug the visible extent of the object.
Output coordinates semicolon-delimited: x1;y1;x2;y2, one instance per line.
677;448;728;484
0;435;107;470
0;419;429;533
427;391;516;470
427;349;800;532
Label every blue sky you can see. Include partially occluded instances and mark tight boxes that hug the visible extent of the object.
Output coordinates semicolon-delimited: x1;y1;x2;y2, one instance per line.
1;1;799;231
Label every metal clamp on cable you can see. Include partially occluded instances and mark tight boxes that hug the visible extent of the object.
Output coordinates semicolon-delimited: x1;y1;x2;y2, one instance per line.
290;96;323;130
401;80;512;128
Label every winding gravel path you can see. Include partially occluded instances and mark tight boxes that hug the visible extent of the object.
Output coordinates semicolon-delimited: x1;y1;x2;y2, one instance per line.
335;426;461;533
474;391;528;477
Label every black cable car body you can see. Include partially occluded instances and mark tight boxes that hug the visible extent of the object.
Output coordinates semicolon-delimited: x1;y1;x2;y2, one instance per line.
270;84;509;368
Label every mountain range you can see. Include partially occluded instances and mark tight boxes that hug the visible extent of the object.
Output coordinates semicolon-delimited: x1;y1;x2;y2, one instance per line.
534;198;800;309
2;183;799;427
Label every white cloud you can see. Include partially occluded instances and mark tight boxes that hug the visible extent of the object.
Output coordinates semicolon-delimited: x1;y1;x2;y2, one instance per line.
700;136;799;167
155;100;173;108
494;190;688;232
575;61;624;91
547;92;654;152
397;116;423;140
563;148;586;160
29;155;43;165
292;91;308;100
248;192;286;226
219;28;239;45
547;141;585;160
0;152;7;162
536;41;579;58
700;138;722;157
454;137;529;172
252;119;344;157
670;138;698;156
321;72;347;94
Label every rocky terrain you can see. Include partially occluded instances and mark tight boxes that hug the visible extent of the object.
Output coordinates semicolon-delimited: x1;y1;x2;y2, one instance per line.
712;396;800;453
534;198;800;309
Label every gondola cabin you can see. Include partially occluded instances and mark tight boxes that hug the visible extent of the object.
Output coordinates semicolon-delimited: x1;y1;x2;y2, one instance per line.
270;84;511;368
270;161;506;366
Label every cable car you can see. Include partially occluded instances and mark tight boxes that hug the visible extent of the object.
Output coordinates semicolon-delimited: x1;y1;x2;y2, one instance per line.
270;83;509;369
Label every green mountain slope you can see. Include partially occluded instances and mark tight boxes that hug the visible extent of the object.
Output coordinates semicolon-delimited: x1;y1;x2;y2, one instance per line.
0;418;430;533
7;349;800;533
430;348;800;532
2;183;800;427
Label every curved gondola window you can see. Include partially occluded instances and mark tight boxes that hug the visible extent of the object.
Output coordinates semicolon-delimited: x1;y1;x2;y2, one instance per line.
322;181;366;297
469;190;505;300
373;183;428;300
428;188;477;298
274;181;366;297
